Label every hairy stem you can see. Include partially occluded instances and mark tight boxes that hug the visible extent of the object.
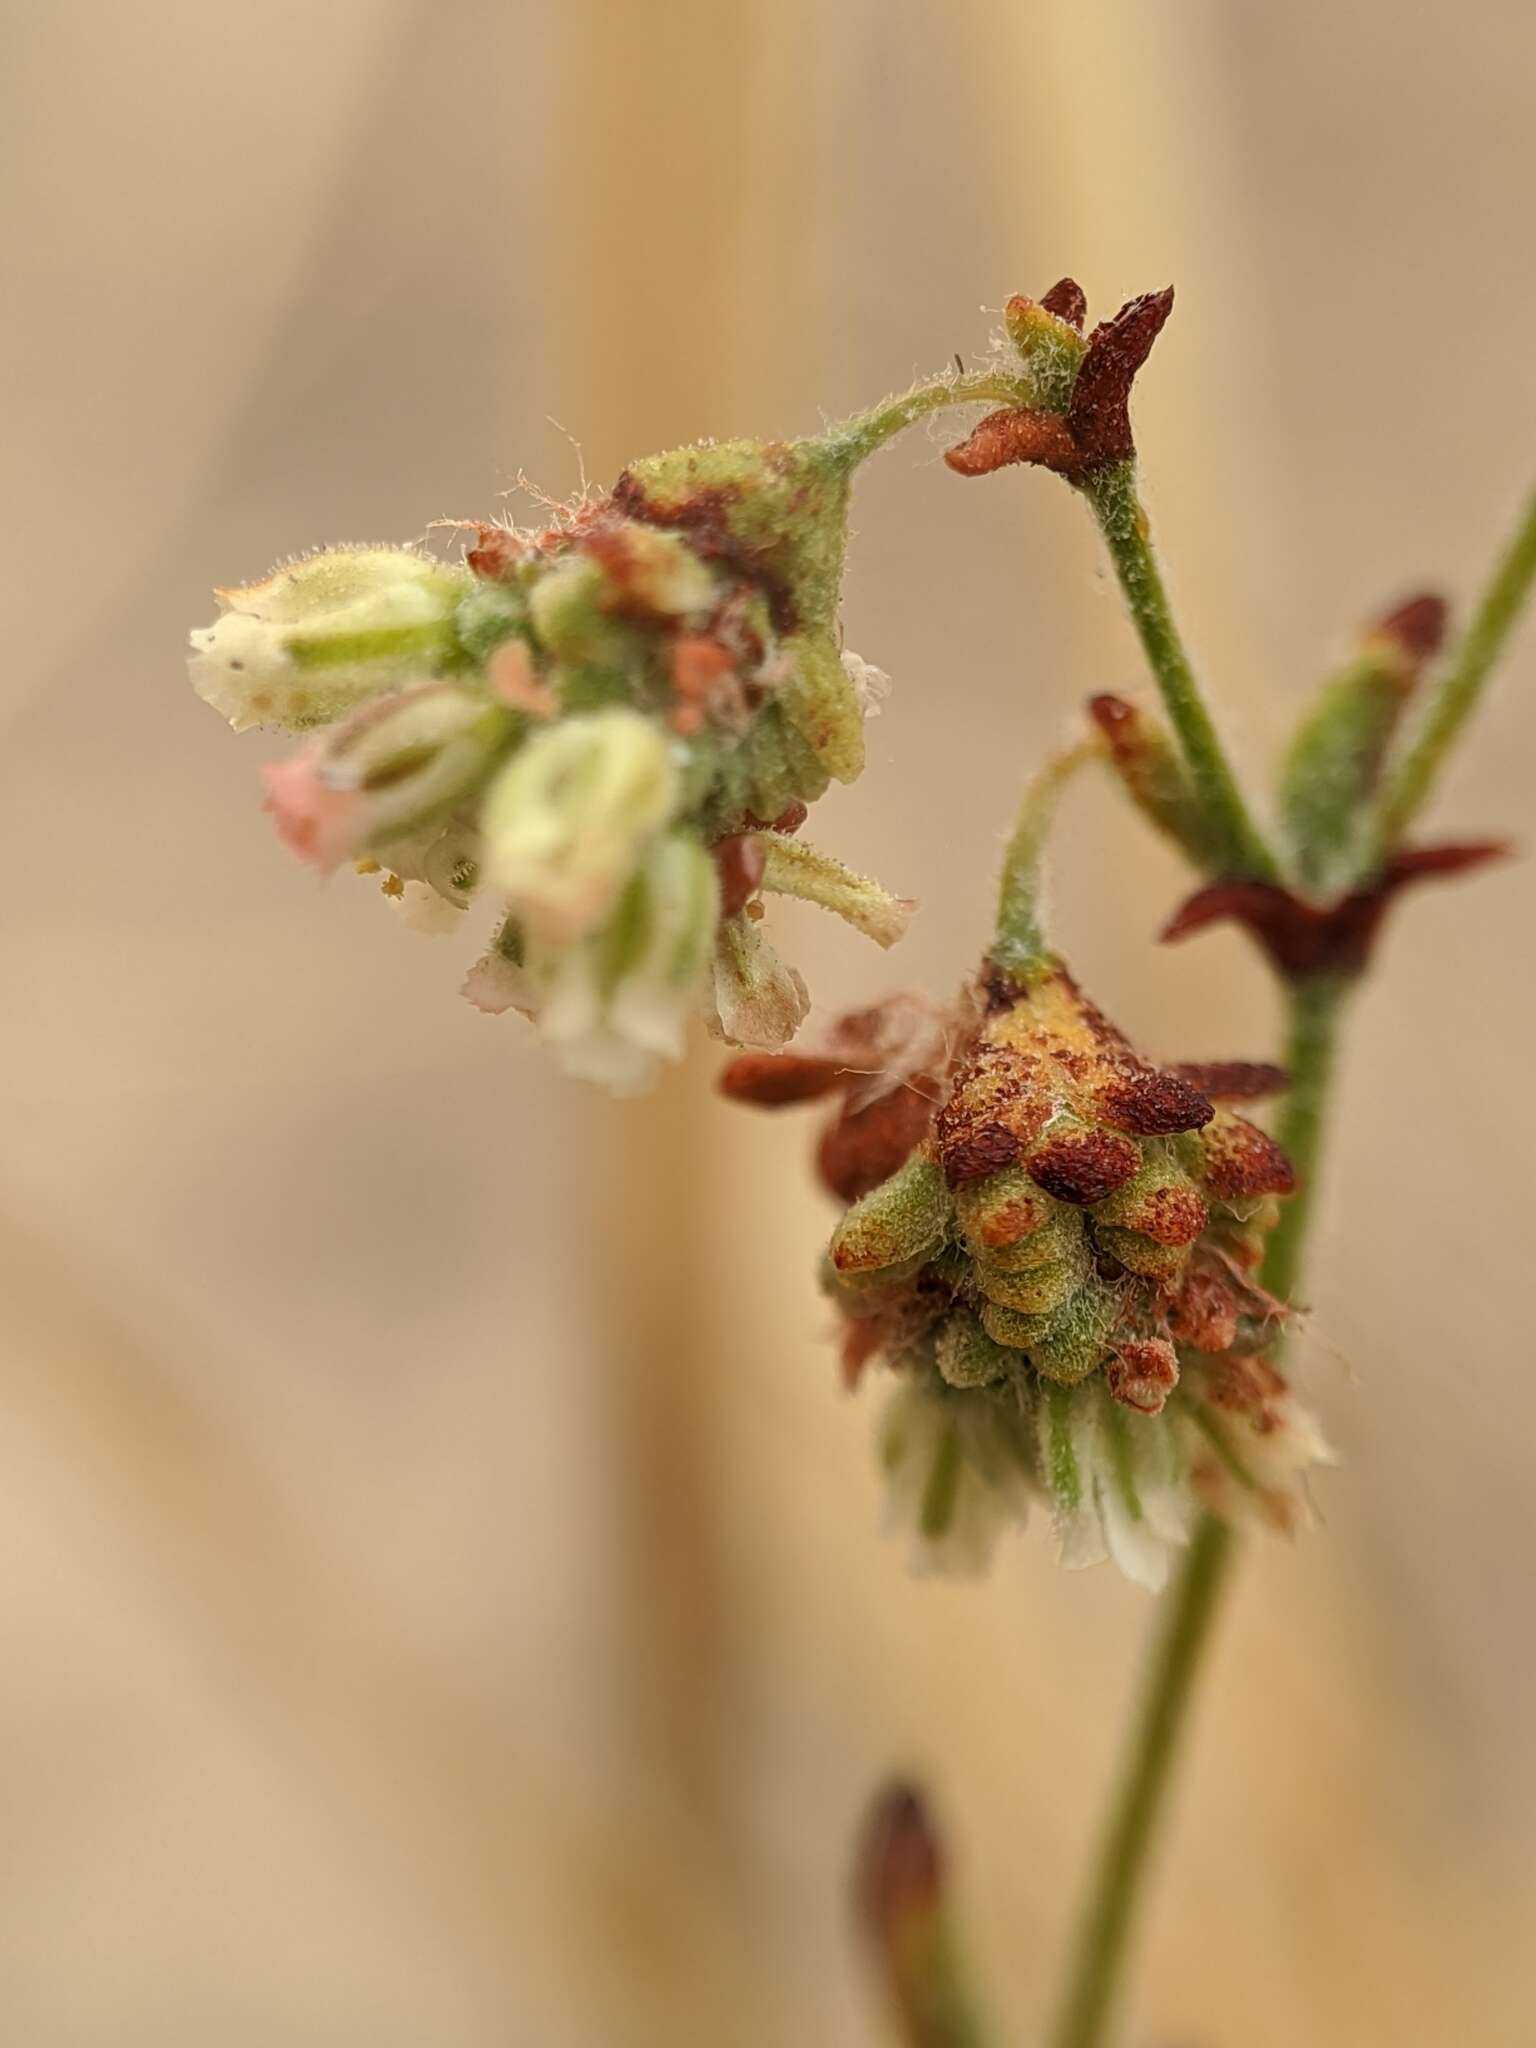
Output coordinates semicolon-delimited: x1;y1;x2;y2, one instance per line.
1084;465;1279;884
826;369;1030;468
1366;478;1536;860
1260;974;1350;1305
1048;971;1346;2048
991;742;1099;983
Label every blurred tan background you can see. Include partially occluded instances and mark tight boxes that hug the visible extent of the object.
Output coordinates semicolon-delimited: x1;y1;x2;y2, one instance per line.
4;3;1536;2042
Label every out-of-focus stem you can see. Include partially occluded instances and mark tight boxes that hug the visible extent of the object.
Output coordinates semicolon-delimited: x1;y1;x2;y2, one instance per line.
1048;1514;1235;2048
1260;973;1350;1304
1365;479;1536;862
1048;969;1348;2048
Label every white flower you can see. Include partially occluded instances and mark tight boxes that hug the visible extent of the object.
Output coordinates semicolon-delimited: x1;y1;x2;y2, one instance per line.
522;831;720;1094
841;648;891;719
879;1377;1034;1578
1038;1379;1192;1593
387;880;464;935
705;912;811;1050
189;546;471;732
1177;1356;1334;1535
461;936;539;1017
262;685;509;872
479;708;680;946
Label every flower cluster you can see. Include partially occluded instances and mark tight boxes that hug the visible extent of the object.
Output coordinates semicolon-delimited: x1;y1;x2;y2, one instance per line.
723;967;1330;1588
189;436;908;1091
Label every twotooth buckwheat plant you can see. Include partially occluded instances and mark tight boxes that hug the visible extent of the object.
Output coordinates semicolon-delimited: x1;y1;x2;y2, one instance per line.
190;278;1534;2047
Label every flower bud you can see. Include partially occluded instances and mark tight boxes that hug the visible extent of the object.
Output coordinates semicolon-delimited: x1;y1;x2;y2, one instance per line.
1003;286;1088;412
190;547;472;732
525;831;719;1094
1278;591;1448;894
1088;694;1225;869
480;708;680;944
262;684;513;871
765;960;1328;1585
830;1151;950;1284
775;634;867;783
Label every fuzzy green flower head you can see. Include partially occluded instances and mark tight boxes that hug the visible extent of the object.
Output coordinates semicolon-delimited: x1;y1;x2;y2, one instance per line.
723;971;1330;1590
189;435;910;1091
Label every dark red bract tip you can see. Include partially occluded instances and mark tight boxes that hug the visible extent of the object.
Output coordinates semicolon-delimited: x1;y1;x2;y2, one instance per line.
856;1781;943;1941
1375;591;1448;664
1040;277;1088;330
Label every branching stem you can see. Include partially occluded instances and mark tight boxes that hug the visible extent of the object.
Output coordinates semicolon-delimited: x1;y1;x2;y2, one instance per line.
1084;464;1279;884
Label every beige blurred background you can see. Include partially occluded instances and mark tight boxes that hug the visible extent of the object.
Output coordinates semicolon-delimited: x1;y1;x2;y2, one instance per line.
4;3;1535;2042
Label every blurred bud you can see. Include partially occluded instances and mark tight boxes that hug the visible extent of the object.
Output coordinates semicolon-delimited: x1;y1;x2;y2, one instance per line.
854;1780;995;2048
1088;693;1224;869
481;707;680;944
582;520;718;620
190;547;471;732
1103;1337;1180;1416
706;913;812;1051
879;1376;1034;1575
526;831;719;1094
775;633;867;782
934;1309;1011;1390
857;1781;943;1947
263;684;512;871
1278;590;1448;894
1186;1353;1335;1533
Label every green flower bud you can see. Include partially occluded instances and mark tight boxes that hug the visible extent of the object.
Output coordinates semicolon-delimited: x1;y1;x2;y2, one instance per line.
934;1309;1013;1390
1278;593;1448;894
480;707;680;944
526;556;614;662
1088;694;1226;870
775;634;866;783
262;684;513;871
1003;289;1089;413
190;547;472;732
829;1151;951;1281
525;830;719;1095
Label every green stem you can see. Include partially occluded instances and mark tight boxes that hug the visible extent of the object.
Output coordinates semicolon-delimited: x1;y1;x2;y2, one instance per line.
1084;464;1280;884
1260;973;1351;1305
1048;1514;1235;2048
1365;478;1536;860
825;370;1030;469
990;741;1098;983
1048;972;1347;2048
